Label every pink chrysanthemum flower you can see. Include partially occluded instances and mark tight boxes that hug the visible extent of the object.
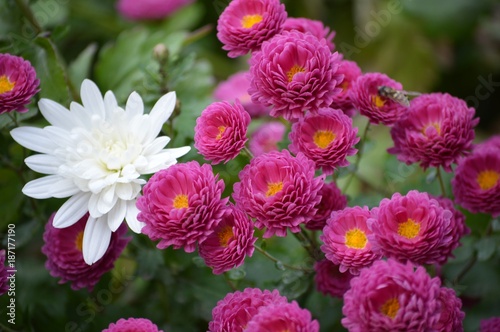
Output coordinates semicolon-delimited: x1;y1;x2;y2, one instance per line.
137;161;228;252
0;53;40;114
434;287;465;332
349;72;408;126
194;100;251;164
208;287;288;332
245;301;320;332
248;121;286;157
116;0;194;20
342;259;442;332
199;205;256;275
368;190;455;266
0;250;10;296
42;213;130;291
475;135;500;152
282;17;335;51
102;317;163;332
216;0;287;58
320;206;380;274
289;108;359;174
480;317;500;332
233;150;324;237
213;71;269;118
388;93;479;172
314;259;354;298
306;181;347;231
452;147;500;217
249;31;343;120
329;59;363;117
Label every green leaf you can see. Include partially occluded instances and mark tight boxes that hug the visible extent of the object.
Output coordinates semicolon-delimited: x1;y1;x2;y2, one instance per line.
68;43;98;88
0;169;24;229
475;237;497;261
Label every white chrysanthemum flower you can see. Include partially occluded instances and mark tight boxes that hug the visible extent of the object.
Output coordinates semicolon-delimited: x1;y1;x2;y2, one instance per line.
11;79;191;265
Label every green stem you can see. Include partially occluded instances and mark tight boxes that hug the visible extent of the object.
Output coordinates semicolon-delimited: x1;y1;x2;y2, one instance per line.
254;245;313;272
292;231;319;261
342;121;371;193
242;146;254;160
436;167;447;197
223;272;238;291
15;0;43;34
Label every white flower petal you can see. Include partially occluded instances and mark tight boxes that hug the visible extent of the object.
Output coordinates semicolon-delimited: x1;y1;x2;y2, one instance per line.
141;146;191;173
25;154;61;174
23;175;77;199
38;99;77;129
143;92;176;143
82;215;112;265
104;91;118;113
10;127;57;154
125;91;144;118
80;79;105;118
53;192;90;228
142;136;171;156
126;202;144;233
107;199;127;232
44;126;71;147
69;101;92;129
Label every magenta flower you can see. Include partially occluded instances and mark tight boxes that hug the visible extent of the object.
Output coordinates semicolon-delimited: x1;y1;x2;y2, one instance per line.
0;53;39;114
208;287;288;332
289;107;359;174
388;93;479;171
198;205;256;275
329;59;363;117
306;181;347;231
342;259;442;332
314;259;354;298
249;121;286;157
0;250;10;296
102;317;163;332
282;17;335;51
233;150;324;237
434;287;465;332
452;147;500;217
213;71;269;118
245;301;320;332
320;206;380;274
116;0;194;20
368;190;456;266
137;161;228;252
216;0;287;58
480;317;500;332
475;135;500;152
249;31;343;120
194;100;251;164
349;72;407;126
42;213;130;291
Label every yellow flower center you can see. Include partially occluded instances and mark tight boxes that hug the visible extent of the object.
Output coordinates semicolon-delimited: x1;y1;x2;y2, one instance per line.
381;297;400;319
266;182;283;197
0;75;15;94
340;81;350;93
477;170;499;191
398;218;420;239
173;194;189;209
75;231;84;252
313;130;336;149
371;94;385;108
287;64;306;82
345;228;367;249
216;126;226;140
218;225;234;247
241;14;263;29
422;122;441;136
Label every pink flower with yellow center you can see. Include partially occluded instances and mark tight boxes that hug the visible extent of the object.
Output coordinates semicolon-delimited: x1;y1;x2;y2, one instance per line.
314;259;354;298
368;190;457;266
452;147;500;217
102;317;163;332
249;30;343;120
198;205;256;275
289;108;359;174
42;213;130;291
320;206;380;274
349;72;408;126
137;161;228;252
342;259;442;332
248;121;286;157
0;53;40;114
329;59;363;117
232;149;324;237
194;100;251;165
282;17;336;51
216;0;287;58
389;93;479;171
306;181;347;231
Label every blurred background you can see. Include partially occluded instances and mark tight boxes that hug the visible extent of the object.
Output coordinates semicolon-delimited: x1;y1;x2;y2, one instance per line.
0;0;499;331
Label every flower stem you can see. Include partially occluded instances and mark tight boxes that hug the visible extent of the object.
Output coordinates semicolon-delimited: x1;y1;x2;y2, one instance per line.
242;146;254;160
342;121;371;193
254;245;313;272
223;272;238;291
436;167;447;197
15;0;43;34
292;230;320;261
